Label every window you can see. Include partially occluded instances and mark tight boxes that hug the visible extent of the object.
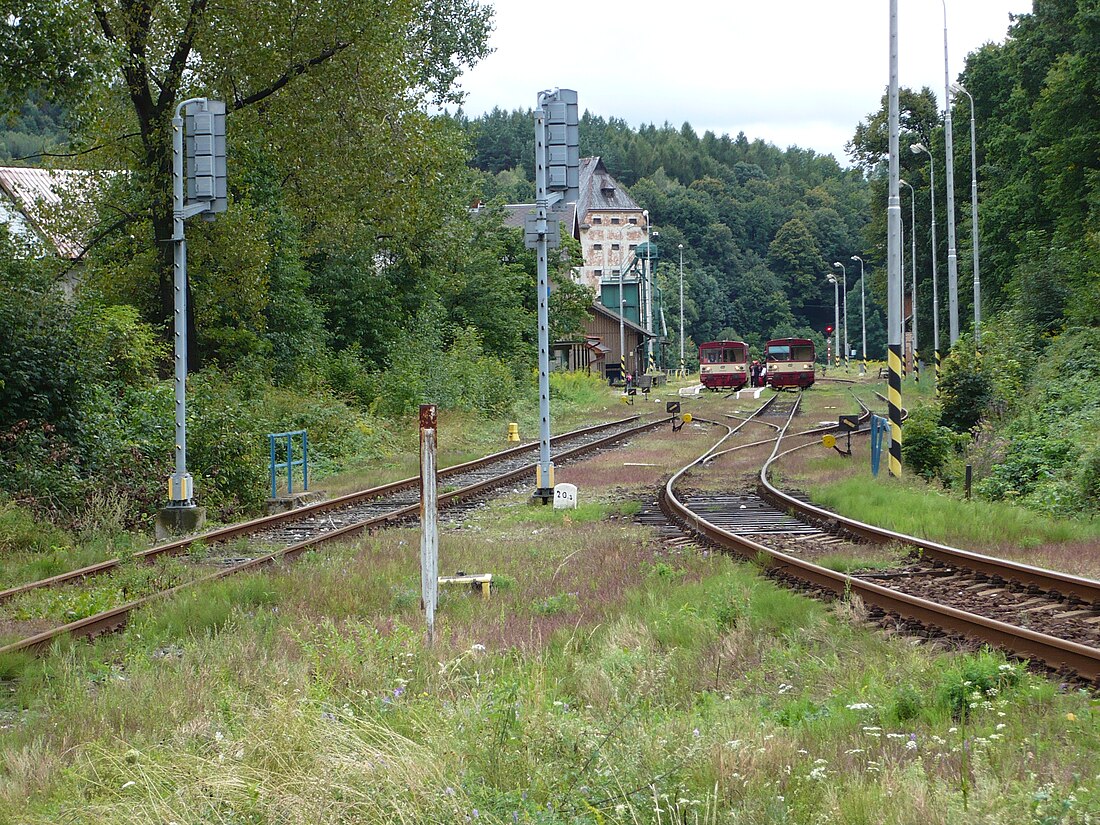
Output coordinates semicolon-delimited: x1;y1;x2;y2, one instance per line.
628;217;638;225
594;269;603;276
592;216;602;224
766;345;791;362
611;243;620;251
593;243;602;250
629;244;637;252
701;346;745;364
792;345;815;361
611;217;620;225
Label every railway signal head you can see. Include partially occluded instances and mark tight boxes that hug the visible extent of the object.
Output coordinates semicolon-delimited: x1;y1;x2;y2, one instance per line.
825;325;834;335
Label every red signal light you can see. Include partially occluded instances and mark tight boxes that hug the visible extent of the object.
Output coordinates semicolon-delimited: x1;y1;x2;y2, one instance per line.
825;325;834;334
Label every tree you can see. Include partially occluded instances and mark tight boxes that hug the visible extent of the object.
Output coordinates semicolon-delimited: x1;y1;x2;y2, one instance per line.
767;217;826;313
1;0;492;360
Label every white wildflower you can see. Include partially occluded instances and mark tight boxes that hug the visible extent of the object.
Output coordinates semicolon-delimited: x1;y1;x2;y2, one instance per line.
846;702;874;710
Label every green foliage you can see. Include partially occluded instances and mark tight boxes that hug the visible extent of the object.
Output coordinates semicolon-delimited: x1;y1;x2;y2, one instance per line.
371;314;518;419
132;576;277;641
460;110;871;350
937;340;994;432
936;653;1022;720
546;371;607;407
0;501;72;554
971;327;1100;515
531;592;578;616
901;404;964;480
886;685;924;725
75;303;165;386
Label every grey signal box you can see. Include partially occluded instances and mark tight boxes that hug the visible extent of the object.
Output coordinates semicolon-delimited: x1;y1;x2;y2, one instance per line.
543;89;579;206
185;99;227;217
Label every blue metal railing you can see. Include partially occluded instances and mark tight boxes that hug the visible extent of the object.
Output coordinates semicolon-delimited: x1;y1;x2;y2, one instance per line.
269;430;309;499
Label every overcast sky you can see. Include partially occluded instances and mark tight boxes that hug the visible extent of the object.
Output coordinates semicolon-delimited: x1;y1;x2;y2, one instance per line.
455;1;1033;166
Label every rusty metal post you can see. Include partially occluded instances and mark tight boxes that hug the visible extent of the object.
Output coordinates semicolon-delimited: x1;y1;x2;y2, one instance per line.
419;404;439;645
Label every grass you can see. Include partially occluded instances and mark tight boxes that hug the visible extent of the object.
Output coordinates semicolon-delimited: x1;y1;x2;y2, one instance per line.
1;382;1099;822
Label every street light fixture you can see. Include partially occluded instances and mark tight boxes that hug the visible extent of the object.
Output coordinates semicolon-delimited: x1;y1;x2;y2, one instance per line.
910;143;941;388
642;210;650;374
850;255;866;373
952;81;981;346
832;261;848;371
678;243;685;376
899;179;919;381
826;274;840;371
942;0;959;346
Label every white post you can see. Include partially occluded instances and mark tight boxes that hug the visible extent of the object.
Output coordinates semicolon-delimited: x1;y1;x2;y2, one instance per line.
419;404;439;646
942;0;959;346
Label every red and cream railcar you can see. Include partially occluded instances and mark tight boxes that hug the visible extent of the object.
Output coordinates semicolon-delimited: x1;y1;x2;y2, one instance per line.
764;338;816;389
698;341;750;390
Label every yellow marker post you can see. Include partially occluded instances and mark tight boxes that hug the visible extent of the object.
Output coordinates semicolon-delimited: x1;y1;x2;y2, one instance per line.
507;422;520;442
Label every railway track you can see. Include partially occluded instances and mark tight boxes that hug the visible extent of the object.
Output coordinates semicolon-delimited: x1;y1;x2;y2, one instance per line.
0;414;664;657
657;404;1100;682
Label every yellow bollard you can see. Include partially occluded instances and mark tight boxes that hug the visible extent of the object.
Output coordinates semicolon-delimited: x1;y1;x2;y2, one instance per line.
507;422;520;442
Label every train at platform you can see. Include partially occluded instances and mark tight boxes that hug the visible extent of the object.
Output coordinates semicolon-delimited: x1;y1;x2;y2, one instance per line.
698;340;750;390
697;338;816;391
763;338;816;389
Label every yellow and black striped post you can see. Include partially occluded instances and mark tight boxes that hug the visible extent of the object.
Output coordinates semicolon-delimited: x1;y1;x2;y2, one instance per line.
913;348;920;382
648;350;655;373
888;344;903;477
620;355;626;382
934;349;941;397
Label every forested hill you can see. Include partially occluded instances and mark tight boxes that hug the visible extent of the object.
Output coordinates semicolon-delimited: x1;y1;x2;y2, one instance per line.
454;110;879;356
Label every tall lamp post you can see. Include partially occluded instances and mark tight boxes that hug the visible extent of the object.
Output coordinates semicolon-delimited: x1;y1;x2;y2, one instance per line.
832;261;848;370
899;179;919;381
941;0;959;346
678;243;685;376
850;255;866;373
826;274;840;370
911;143;941;389
952;81;981;347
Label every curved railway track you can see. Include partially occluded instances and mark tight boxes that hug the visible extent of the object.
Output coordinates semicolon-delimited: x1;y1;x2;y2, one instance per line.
659;400;1100;682
0;414;665;657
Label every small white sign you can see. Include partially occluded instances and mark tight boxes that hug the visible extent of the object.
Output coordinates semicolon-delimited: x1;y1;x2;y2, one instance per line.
553;483;578;509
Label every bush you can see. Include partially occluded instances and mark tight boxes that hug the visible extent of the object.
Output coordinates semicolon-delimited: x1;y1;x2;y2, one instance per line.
371;318;518;418
902;404;964;480
937;339;994;432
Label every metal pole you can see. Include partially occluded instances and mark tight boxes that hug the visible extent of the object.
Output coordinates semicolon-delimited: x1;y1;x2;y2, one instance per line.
419;404;438;646
644;216;655;373
851;255;866;371
833;262;847;370
900;217;906;376
618;288;625;383
534;95;554;499
887;0;903;477
954;82;981;346
911;144;940;390
168;98;206;507
901;179;919;381
828;276;840;369
942;0;959;346
678;243;685;376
